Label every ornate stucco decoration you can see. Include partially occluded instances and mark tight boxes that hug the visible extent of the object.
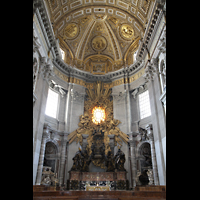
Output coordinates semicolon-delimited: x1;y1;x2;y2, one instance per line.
67;81;129;168
49;80;67;97
40;57;55;81
34;0;162;79
33;28;41;54
131;83;148;99
143;58;158;81
43;0;157;74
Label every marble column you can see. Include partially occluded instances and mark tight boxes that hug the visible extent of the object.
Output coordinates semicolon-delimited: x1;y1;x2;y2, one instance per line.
146;124;159;185
35;123;50;185
59;134;68;185
129;132;137;189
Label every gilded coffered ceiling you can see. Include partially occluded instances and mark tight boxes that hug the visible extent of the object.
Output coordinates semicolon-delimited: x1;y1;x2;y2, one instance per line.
45;0;155;74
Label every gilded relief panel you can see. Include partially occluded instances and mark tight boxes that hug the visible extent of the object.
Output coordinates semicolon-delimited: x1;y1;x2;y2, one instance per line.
64;23;79;39
92;36;107;52
58;15;92;56
83;20;115;62
106;16;127;62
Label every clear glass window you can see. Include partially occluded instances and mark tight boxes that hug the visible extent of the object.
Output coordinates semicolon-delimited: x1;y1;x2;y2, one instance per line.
138;90;151;119
45;88;59;118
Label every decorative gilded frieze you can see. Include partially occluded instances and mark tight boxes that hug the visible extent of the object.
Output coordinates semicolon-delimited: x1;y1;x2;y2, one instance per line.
53;64;145;87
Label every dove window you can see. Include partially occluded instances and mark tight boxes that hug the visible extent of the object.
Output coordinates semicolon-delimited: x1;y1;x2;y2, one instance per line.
138;90;151;119
45;88;59;118
92;106;105;125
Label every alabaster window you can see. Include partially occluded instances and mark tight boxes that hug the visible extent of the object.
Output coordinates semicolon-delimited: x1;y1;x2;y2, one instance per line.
138;90;151;119
60;48;65;60
45;88;59;118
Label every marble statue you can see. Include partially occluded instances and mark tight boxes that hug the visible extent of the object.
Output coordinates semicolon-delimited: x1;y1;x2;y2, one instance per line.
147;169;154;185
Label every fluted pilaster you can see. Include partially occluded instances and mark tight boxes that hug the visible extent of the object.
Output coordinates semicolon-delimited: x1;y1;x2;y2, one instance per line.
59;135;68;185
35;123;51;185
129;132;138;189
146;124;159;185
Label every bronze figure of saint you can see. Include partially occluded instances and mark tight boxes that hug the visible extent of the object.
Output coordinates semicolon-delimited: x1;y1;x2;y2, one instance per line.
70;148;83;171
114;149;126;171
105;151;115;172
81;150;91;172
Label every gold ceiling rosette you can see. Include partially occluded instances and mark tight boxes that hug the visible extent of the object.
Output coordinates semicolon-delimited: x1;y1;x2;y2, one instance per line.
68;81;129;168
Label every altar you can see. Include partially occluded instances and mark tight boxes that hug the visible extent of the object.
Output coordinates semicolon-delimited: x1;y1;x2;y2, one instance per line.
68;171;128;190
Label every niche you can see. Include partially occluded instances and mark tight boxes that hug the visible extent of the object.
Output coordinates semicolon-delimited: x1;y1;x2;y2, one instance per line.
43;142;58;173
137;142;152;185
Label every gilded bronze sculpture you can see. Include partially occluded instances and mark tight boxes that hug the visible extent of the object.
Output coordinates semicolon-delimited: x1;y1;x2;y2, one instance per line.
81;150;91;172
114;149;126;171
70;147;126;172
68;81;129;169
105;151;115;172
70;148;83;171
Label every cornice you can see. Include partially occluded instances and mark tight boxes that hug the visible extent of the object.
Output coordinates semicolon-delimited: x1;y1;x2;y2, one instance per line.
33;0;60;58
136;2;164;63
53;56;144;82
